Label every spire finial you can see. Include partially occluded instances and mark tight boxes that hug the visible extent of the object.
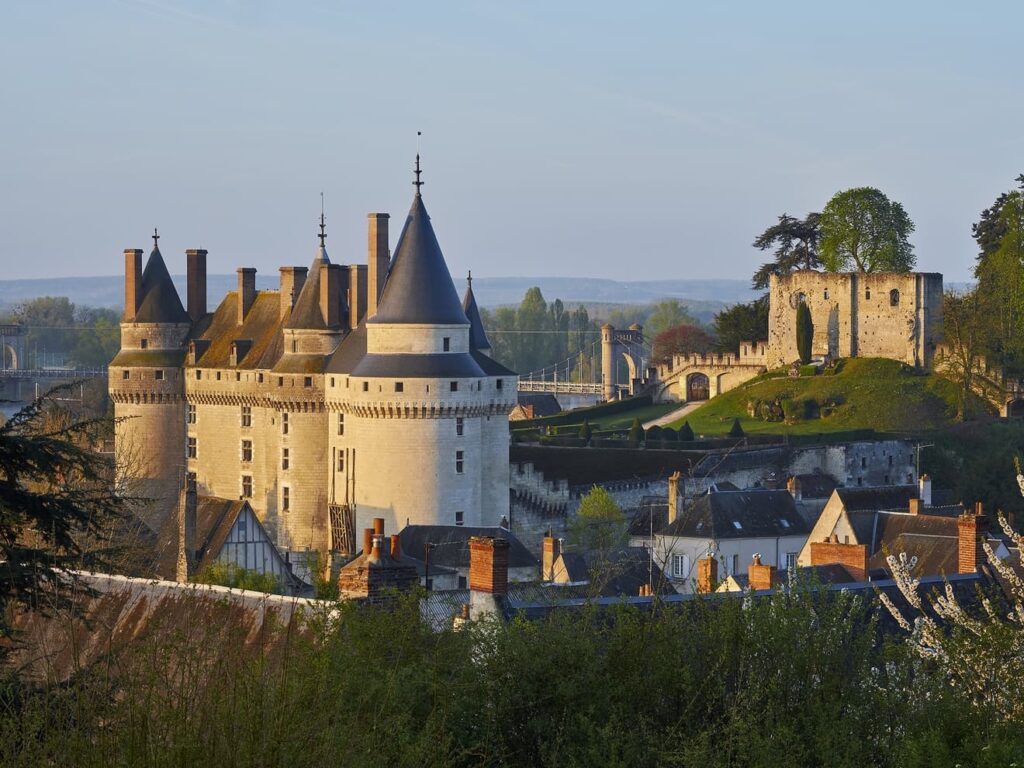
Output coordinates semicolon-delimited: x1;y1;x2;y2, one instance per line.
467;270;472;288
318;192;327;248
152;228;160;249
413;131;424;194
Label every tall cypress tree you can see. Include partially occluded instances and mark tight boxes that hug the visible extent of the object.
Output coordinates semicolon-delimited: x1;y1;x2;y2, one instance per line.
796;302;813;364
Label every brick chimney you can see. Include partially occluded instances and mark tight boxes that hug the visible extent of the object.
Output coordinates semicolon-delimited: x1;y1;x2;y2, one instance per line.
237;268;256;325
319;263;343;328
908;498;924;515
390;535;402;559
367;213;390;319
124;249;143;321
957;510;988;575
186;249;207;322
337;529;418;604
348;264;367;329
919;474;932;506
542;532;560;581
747;553;777;591
696;554;718;594
668;471;681;525
279;266;307;320
175;476;198;583
809;538;868;581
362;527;374;557
787;476;802;501
469;536;510;621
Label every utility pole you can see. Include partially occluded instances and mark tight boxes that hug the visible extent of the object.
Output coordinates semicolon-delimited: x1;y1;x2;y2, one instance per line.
914;443;934;479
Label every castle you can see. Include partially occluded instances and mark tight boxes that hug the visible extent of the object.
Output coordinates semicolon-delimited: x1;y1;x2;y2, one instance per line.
109;163;518;558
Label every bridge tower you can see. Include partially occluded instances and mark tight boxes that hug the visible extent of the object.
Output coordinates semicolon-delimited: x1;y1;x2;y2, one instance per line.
108;234;196;508
0;323;24;371
601;323;646;401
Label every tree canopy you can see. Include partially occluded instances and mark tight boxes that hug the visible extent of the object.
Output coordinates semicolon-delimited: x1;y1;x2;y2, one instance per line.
751;213;821;289
712;295;769;354
651;323;714;365
819;187;915;272
568;486;626;554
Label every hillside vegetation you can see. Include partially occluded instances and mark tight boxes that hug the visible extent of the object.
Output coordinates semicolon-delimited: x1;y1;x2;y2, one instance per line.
668;358;991;437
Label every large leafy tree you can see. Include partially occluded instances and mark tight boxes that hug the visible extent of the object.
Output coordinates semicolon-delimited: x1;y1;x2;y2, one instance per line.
645;299;697;338
712;295;769;354
974;179;1024;370
651;323;714;365
941;289;986;421
751;213;822;289
568;485;626;555
819;187;915;273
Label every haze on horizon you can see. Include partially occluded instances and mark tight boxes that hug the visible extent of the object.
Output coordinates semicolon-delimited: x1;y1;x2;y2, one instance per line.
1;1;1021;285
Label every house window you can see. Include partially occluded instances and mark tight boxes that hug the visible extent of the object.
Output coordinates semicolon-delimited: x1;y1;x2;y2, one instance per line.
888;455;893;467
241;440;252;463
450;381;458;392
187;404;196;424
241;406;252;427
187;436;197;459
455;450;464;474
155;370;164;381
455;510;464;526
122;370;130;380
395;382;404;393
458;576;467;589
731;554;739;575
496;379;503;390
282;486;290;511
241;475;253;498
456;417;464;436
304;376;312;387
671;554;689;579
785;553;797;570
282;448;289;470
861;457;866;469
890;289;900;306
281;412;289;435
337;413;344;436
140;339;148;349
337;453;344;472
443;337;450;352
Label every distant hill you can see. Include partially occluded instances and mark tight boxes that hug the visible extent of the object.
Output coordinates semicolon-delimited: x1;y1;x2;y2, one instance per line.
0;274;756;316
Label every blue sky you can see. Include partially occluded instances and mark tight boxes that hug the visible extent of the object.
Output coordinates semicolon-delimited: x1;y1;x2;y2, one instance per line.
1;1;1021;283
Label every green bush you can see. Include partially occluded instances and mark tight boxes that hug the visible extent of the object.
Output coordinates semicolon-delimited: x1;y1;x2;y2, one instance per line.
194;562;283;595
799;364;818;377
661;427;677;441
796;301;813;364
578;419;592;444
627;417;643;446
645;425;663;441
727;417;745;438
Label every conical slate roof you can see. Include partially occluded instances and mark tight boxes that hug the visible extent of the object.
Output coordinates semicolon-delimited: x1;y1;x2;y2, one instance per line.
462;275;491;351
284;245;338;330
368;194;469;326
135;246;189;324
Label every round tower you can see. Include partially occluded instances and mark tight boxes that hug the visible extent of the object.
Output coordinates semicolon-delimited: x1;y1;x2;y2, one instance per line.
108;233;192;510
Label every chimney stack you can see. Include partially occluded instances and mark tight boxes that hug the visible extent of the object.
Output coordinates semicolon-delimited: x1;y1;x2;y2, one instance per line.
373;517;385;537
542;532;560;581
908;498;923;515
363;527;374;557
124;249;143;321
668;471;681;525
957;510;988;574
367;213;390;318
348;264;367;329
279;266;307;321
237;268;256;325
747;553;777;591
787;476;802;501
696;553;718;594
186;249;207;322
809;538;868;582
390;535;402;560
320;263;343;328
469;536;510;595
175;476;198;583
919;474;932;506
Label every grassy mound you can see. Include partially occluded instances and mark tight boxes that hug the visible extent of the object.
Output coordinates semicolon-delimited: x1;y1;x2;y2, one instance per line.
668;358;988;437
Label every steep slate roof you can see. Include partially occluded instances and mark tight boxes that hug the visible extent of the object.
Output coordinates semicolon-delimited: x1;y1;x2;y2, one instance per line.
462;276;491;351
351;351;485;378
285;247;339;330
325;322;368;373
516;393;561;417
368;193;470;326
190;291;285;370
472;349;516;376
396;525;538;570
628;495;670;537
661;489;809;540
866;513;960;575
134;246;189;324
154;496;248;579
835;486;917;512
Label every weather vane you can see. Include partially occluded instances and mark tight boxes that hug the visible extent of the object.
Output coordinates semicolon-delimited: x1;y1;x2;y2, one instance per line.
152;227;160;248
413;131;424;193
318;192;327;247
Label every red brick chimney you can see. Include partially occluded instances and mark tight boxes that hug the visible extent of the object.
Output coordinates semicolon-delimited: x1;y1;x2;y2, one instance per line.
390;535;402;559
124;249;143;321
469;536;510;595
748;553;777;591
337;531;418;604
809;538;868;581
696;554;718;594
957;510;988;574
908;498;924;515
362;527;374;557
542;533;560;581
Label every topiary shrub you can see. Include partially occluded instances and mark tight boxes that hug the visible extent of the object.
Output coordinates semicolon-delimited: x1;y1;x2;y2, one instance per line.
799;364;818;377
677;421;695;441
781;398;799;422
646;425;663;442
796;301;813;364
661;427;678;442
627;417;644;447
728;417;745;438
578;419;593;444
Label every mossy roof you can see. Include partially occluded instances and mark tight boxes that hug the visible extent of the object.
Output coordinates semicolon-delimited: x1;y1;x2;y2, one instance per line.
190;291;284;370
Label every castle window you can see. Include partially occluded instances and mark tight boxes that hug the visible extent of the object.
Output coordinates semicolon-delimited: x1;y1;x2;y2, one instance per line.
140;339;148;349
450;381;458;392
496;379;503;390
362;381;369;392
337;453;344;472
241;440;252;463
155;370;164;381
865;288;871;300
241;406;252;428
187;404;196;424
890;289;900;306
395;382;404;393
216;371;221;381
258;373;264;383
196;370;202;380
242;475;253;498
337;413;344;436
455;510;464;526
443;337;450;352
888;455;893;467
861;457;866;469
235;372;240;381
292;340;297;353
455;450;464;474
824;290;829;300
456;417;464;436
281;412;289;435
282;486;290;511
187;437;197;459
122;370;130;380
304;376;312;387
282;448;289;470
330;377;335;387
278;376;284;387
